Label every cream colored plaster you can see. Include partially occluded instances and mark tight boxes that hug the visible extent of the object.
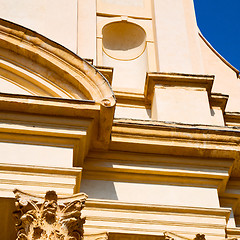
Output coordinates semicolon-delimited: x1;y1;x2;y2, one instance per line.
81;179;219;208
210;107;225;126
97;17;154;43
0;142;73;168
182;0;204;73
97;0;152;19
153;0;204;74
97;16;157;91
0;0;78;52
77;0;96;62
0;76;31;95
103;50;148;92
114;182;219;208
153;0;192;73
152;86;212;125
114;106;151;120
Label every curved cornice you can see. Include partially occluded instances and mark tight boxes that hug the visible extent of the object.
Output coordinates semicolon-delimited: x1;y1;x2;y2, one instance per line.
0;18;116;107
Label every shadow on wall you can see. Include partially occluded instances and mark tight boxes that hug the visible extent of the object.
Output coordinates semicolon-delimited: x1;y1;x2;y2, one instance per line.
0;198;16;240
80;179;118;200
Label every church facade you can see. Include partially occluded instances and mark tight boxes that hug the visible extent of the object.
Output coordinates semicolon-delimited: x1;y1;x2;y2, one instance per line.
0;0;240;239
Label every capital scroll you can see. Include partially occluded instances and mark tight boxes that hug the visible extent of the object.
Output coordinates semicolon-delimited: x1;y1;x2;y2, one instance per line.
13;189;88;240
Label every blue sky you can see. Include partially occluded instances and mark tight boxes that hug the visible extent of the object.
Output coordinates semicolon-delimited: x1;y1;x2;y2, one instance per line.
194;0;240;71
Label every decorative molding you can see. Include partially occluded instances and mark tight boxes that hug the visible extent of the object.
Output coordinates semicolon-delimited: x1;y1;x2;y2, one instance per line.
13;189;88;240
164;231;190;240
0;18;117;149
0;18;116;105
84;198;231;224
84;232;109;240
114;90;150;108
193;234;206;240
227;227;240;239
210;93;229;112
84;232;207;240
225;112;240;127
96;66;114;86
0;163;82;197
144;72;214;103
111;118;240;159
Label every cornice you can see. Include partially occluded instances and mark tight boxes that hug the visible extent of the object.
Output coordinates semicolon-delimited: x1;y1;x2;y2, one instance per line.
0;93;117;165
114;90;150;108
0;92;99;118
83;151;232;191
83;199;230;239
111;119;240;159
226;227;240;239
0;163;82;197
85;198;231;219
225;112;240;127
0;92;115;149
210;93;229;112
145;72;214;103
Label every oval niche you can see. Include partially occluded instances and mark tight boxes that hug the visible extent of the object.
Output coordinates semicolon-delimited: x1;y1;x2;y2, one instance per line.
102;21;146;61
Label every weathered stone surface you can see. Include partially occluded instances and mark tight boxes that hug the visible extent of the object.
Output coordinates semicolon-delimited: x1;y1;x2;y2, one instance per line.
13;189;88;240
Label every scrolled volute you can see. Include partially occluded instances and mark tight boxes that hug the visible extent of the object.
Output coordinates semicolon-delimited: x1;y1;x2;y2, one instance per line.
13;189;88;240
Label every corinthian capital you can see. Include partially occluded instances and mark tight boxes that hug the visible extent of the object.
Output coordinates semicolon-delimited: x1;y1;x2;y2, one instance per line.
13;189;88;240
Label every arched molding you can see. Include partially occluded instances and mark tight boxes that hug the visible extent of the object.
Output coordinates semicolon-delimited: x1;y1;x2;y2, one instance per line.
0;18;116;158
0;18;116;107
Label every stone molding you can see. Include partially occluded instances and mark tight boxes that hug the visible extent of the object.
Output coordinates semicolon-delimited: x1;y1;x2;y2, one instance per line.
0;18;116;148
0;18;115;105
83;198;230;239
144;72;214;103
84;232;206;240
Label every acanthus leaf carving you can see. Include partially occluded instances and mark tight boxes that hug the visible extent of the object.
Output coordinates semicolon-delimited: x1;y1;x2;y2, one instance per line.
13;189;88;240
194;234;206;240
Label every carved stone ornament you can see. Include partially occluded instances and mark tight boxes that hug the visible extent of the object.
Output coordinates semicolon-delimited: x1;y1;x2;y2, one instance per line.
194;234;206;240
13;189;88;240
165;232;206;240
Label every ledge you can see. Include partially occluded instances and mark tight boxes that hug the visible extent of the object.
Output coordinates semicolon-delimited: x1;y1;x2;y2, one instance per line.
226;227;240;239
145;72;214;103
85;198;231;219
114;90;150;108
111;118;240;159
224;112;240;127
0;163;82;197
210;93;229;112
